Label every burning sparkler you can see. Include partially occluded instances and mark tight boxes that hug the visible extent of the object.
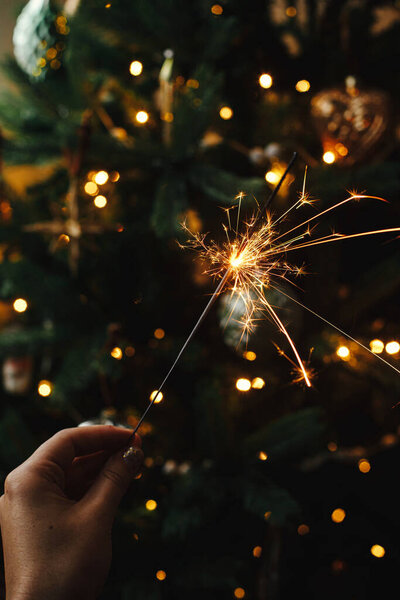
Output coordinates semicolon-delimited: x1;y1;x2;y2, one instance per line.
130;155;400;439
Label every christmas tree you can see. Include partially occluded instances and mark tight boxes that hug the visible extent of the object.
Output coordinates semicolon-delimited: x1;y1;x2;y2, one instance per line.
1;1;400;598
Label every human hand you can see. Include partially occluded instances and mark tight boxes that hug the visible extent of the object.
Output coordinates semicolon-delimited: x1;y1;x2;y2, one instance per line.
0;425;143;600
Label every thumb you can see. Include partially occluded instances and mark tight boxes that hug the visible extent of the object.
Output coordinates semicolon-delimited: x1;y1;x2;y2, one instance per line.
82;444;144;518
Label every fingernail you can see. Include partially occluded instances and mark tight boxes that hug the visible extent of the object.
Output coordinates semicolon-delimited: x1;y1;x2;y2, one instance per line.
122;446;144;474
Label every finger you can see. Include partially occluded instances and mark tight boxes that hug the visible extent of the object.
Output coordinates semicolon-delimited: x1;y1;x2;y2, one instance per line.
65;451;110;500
28;426;141;473
81;444;144;519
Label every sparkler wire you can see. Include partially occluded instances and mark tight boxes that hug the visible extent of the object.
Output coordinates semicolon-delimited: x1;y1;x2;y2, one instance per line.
129;156;298;440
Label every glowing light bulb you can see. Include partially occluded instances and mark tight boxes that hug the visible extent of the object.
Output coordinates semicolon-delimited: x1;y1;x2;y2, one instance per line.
370;544;385;558
244;350;257;361
211;4;223;14
154;328;165;339
236;378;251;391
94;195;107;208
286;6;297;16
150;390;163;403
336;345;350;360
323;151;336;164
295;79;310;93
13;298;28;313
386;341;400;355
265;171;280;184
219;106;233;120
297;524;310;535
331;508;346;523
125;346;135;357
252;546;262;557
327;441;338;452
146;499;157;511
370;339;384;354
234;588;245;599
259;73;273;89
94;170;109;185
136;110;149;124
156;570;167;581
358;458;371;473
129;60;143;76
258;451;268;461
38;380;52;397
84;181;99;196
252;377;265;389
264;511;271;520
111;347;123;360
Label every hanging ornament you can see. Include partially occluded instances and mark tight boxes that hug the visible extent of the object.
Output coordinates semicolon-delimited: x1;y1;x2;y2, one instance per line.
156;49;174;145
78;407;129;428
13;0;70;81
310;78;391;166
2;356;33;395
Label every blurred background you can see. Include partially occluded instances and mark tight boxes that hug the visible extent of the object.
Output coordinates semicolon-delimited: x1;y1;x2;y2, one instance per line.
1;1;400;598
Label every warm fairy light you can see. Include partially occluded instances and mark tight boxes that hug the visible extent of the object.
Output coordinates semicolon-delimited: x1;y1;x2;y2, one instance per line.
234;588;245;599
295;79;310;93
156;570;167;581
358;458;371;473
236;378;251;391
94;195;107;208
110;171;120;182
286;6;297;16
150;390;164;403
244;350;257;361
13;298;28;313
370;544;385;558
219;106;233;120
328;441;338;452
264;511;271;520
252;545;262;557
58;234;70;243
129;60;143;76
94;170;109;185
38;380;52;397
370;339;384;354
259;73;273;89
154;328;165;339
211;4;223;14
258;451;268;461
335;143;348;157
265;171;280;184
125;346;135;357
252;377;265;389
111;347;123;360
331;508;346;523
323;151;336;164
145;499;157;511
386;341;400;355
297;524;310;535
84;181;99;196
136;110;149;124
336;345;350;359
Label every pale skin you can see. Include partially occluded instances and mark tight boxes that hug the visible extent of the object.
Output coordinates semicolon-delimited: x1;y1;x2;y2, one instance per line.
0;425;144;600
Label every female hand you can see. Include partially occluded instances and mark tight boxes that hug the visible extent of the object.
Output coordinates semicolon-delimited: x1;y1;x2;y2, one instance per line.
0;425;143;600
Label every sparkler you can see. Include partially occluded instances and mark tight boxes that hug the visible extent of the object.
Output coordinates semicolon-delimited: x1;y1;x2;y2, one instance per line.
130;154;400;440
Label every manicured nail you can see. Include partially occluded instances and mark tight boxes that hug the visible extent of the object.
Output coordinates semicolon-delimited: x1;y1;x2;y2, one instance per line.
122;446;144;474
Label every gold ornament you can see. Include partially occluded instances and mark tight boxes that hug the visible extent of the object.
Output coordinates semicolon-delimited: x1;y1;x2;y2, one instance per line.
311;79;391;166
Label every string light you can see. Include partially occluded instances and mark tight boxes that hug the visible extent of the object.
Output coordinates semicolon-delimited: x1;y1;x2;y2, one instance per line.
335;143;348;157
331;508;346;523
125;346;135;357
259;73;273;89
328;441;338;452
94;195;107;208
219;106;233;120
234;588;245;599
243;350;256;361
111;347;123;360
295;79;310;93
265;171;280;184
84;181;99;196
38;380;52;397
370;339;384;354
145;499;157;511
129;60;143;76
136;110;149;124
297;524;310;535
154;328;165;339
211;4;223;15
370;544;385;558
252;377;265;389
358;458;371;473
336;345;350;360
286;6;297;17
323;151;336;164
258;451;268;461
236;378;251;391
264;511;271;520
13;298;28;313
156;570;167;581
252;546;262;557
109;171;120;182
385;341;400;355
150;390;164;403
94;170;109;185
